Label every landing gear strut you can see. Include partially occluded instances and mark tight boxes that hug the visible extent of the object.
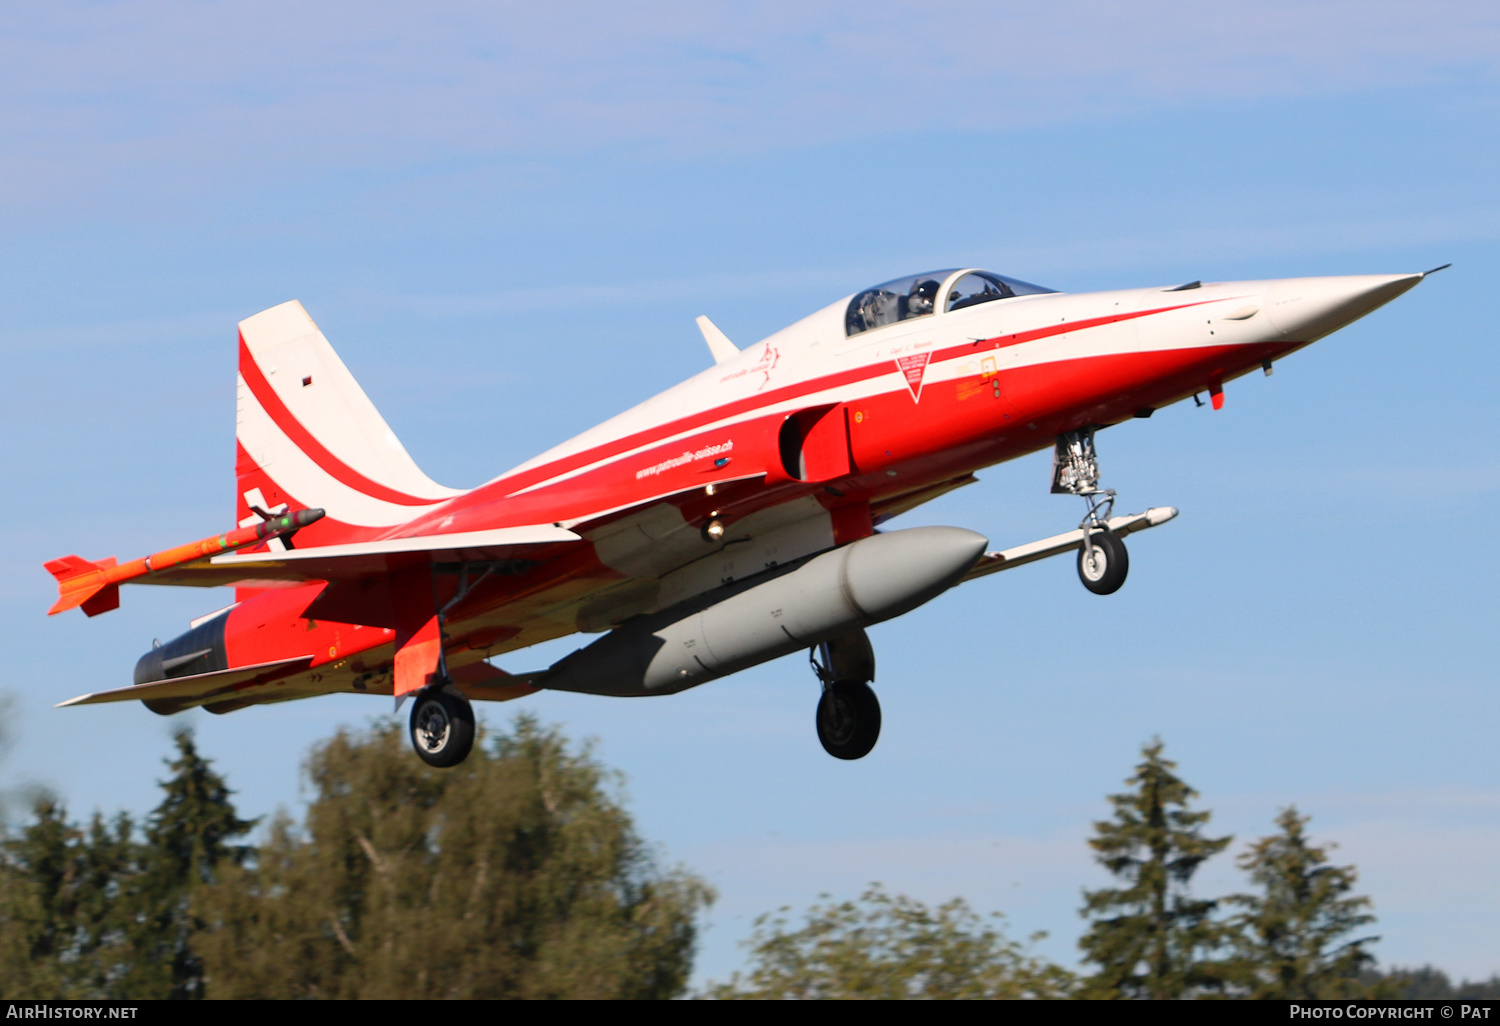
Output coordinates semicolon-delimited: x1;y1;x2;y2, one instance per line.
409;684;476;768
1053;428;1130;595
810;631;880;760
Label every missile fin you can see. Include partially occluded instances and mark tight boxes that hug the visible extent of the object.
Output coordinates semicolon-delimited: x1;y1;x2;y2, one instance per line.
80;585;120;618
45;555;116;616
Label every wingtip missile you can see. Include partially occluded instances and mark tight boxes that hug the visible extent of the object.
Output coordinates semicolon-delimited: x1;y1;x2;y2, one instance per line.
45;508;325;617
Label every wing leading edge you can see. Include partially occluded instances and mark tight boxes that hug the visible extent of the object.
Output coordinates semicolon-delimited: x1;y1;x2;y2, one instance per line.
46;523;582;609
57;656;316;713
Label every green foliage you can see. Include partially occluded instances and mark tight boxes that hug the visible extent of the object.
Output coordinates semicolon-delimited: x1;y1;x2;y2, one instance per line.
706;885;1076;999
1225;807;1379;999
0;797;79;998
193;715;712;999
3;716;1479;1002
0;730;252;999
1078;740;1233;999
0;858;63;998
1364;966;1500;1000
131;730;257;999
0;797;152;998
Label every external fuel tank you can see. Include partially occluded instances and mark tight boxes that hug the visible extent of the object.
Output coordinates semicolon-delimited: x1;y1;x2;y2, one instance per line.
541;526;988;697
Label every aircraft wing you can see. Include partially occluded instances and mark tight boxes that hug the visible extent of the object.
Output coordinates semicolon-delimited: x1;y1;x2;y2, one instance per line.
962;507;1178;582
56;656;316;712
124;524;582;589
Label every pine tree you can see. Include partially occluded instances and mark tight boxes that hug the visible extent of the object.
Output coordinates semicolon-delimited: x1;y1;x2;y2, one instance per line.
0;732;252;999
1226;807;1379;999
0;860;63;998
1079;740;1233;999
0;797;77;998
65;812;141;997
128;729;256;999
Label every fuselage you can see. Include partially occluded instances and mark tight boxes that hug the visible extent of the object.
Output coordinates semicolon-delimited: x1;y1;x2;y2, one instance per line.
150;269;1423;702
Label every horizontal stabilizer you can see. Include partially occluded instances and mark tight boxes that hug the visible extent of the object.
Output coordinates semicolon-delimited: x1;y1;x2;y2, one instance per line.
57;656;315;711
962;507;1179;582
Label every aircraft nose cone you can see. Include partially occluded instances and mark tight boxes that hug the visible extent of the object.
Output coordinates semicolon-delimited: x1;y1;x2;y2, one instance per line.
1265;273;1424;341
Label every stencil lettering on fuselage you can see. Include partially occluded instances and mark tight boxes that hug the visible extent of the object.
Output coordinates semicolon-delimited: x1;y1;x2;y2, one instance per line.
895;352;931;402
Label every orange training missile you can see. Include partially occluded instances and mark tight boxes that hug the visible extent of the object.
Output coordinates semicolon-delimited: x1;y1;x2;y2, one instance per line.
45;508;325;617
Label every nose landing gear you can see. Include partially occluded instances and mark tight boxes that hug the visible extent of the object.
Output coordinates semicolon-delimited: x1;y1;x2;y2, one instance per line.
810;630;880;760
1053;428;1130;596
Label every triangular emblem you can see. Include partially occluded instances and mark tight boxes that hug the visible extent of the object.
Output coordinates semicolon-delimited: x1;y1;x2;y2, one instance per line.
895;352;931;403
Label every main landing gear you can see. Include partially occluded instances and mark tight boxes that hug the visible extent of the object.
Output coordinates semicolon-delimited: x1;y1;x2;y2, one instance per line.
1053;428;1130;596
409;683;476;768
811;630;880;760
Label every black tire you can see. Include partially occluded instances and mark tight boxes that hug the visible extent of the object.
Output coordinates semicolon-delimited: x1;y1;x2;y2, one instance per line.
409;684;476;768
816;681;881;760
1077;530;1129;595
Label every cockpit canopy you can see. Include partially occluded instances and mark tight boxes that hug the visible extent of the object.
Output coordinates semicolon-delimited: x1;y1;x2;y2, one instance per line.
844;269;1057;338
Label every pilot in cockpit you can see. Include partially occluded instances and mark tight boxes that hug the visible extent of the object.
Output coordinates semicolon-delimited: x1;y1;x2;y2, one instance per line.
907;278;941;317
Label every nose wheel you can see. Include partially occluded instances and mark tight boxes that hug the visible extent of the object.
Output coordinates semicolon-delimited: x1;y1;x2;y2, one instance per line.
1054;427;1131;596
409;684;476;768
1078;529;1129;594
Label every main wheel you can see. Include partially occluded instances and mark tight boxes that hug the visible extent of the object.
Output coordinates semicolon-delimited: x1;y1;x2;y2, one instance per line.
816;681;881;760
409;684;476;768
1077;530;1129;595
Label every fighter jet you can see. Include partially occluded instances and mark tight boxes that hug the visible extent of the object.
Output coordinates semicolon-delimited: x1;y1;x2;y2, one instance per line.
46;266;1439;766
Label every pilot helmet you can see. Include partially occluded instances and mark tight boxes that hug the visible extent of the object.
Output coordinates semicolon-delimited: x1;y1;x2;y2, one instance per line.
908;278;940;315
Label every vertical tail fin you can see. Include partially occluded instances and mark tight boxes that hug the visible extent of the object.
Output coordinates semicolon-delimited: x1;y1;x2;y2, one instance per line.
234;301;461;550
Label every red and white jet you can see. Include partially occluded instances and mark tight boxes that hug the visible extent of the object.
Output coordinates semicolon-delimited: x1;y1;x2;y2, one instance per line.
47;266;1437;765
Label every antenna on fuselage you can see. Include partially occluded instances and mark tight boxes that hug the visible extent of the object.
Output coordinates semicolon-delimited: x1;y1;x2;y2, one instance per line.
696;316;740;365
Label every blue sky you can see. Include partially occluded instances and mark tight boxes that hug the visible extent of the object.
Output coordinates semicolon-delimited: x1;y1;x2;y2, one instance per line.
2;1;1497;986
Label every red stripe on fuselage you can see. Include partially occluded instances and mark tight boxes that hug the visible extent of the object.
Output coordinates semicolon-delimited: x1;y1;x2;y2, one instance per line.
477;300;1220;503
929;299;1224;366
238;335;442;508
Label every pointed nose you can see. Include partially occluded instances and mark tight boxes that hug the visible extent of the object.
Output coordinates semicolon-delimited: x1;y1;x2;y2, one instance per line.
1265;273;1424;341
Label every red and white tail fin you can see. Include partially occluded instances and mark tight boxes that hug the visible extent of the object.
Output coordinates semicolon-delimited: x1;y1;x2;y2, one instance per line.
235;301;461;547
